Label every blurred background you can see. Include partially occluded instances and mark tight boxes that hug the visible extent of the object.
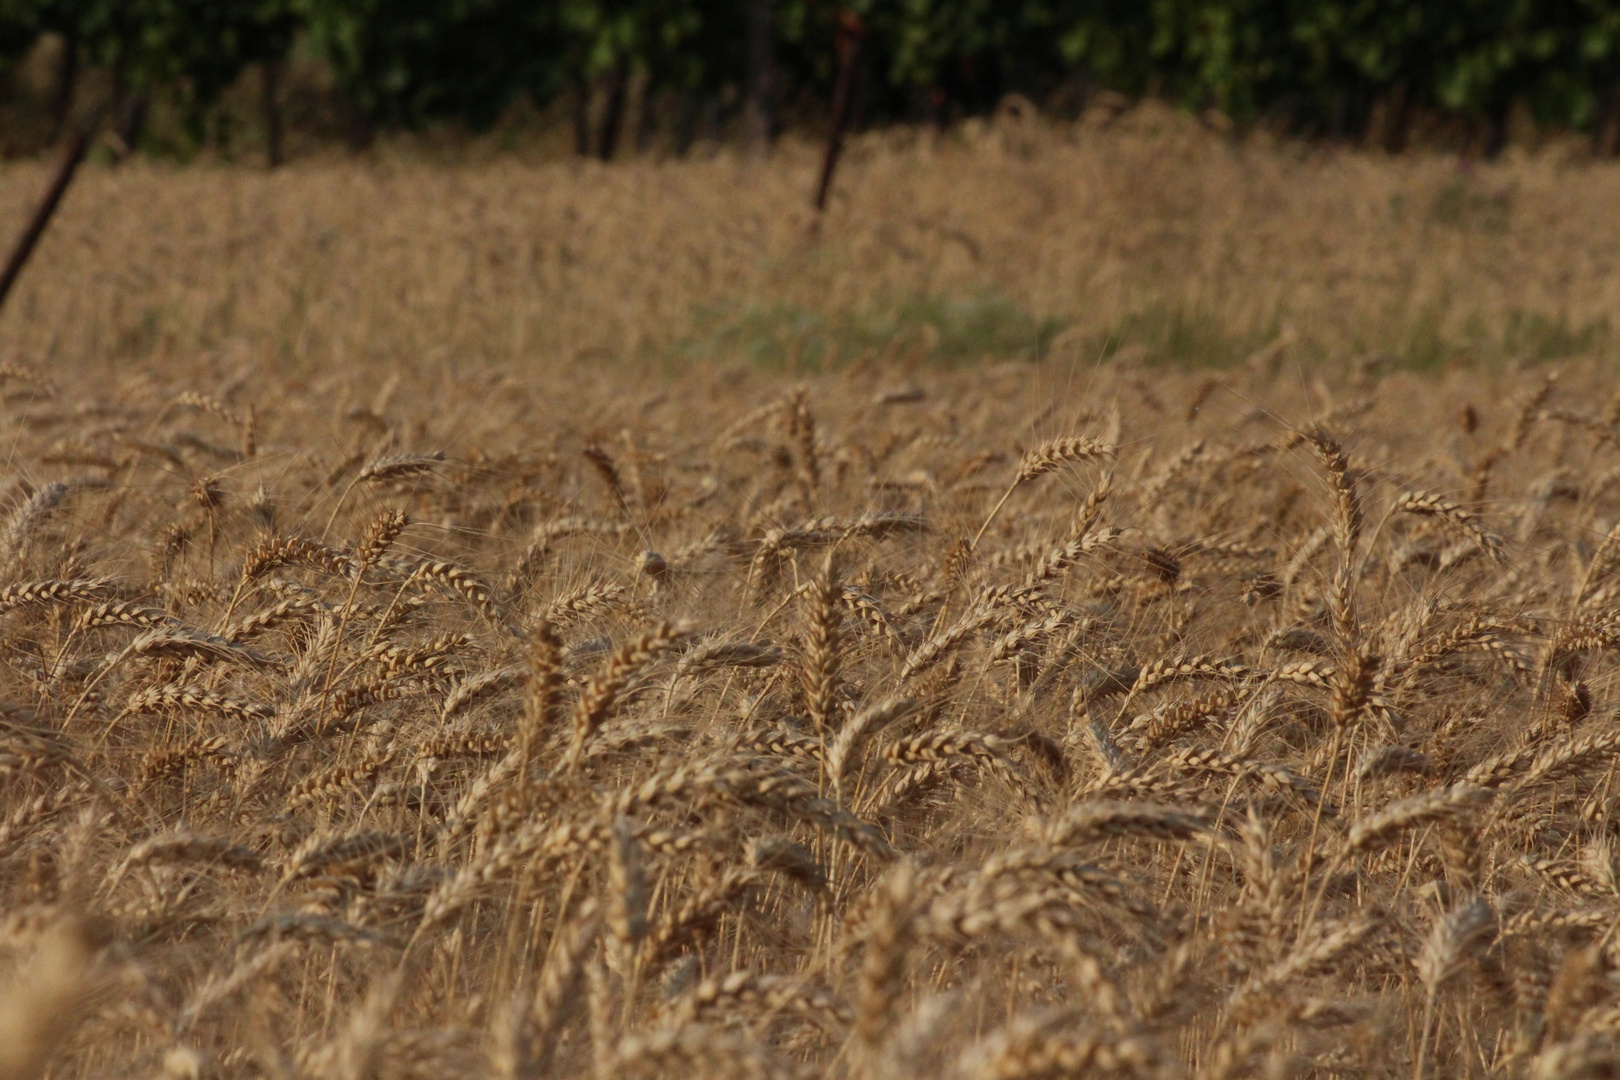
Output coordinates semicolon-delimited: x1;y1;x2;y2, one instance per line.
1;1;1619;379
5;1;1620;161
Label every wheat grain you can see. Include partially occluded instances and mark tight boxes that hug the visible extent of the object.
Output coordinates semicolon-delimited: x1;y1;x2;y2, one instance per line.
0;579;112;613
566;621;689;767
124;685;272;722
883;731;1040;806
1396;490;1507;563
109;832;262;886
0;482;68;567
1347;783;1493;853
828;696;919;800
1045;803;1210;846
800;559;843;735
1016;437;1118;484
356;452;446;485
541;581;627;626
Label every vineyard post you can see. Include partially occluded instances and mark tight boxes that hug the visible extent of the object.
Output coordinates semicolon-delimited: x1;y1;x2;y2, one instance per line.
0;124;93;315
813;12;865;211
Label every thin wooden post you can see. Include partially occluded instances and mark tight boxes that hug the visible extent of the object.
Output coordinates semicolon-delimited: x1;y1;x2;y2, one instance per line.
0;126;92;315
813;12;865;211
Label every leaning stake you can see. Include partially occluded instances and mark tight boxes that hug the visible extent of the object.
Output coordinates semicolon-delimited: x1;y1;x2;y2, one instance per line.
0;126;91;314
812;11;865;212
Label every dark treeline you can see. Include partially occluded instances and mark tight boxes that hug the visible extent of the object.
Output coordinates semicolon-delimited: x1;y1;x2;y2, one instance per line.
3;1;1620;159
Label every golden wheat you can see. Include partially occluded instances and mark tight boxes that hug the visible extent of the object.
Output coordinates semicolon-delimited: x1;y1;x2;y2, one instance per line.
0;210;1616;1079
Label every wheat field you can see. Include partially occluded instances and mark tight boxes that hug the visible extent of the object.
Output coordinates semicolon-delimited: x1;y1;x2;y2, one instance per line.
4;112;1620;1080
0;349;1613;1079
2;102;1620;371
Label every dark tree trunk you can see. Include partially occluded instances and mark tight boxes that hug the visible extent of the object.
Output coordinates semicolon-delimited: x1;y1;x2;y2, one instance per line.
573;80;591;157
347;119;375;151
1482;105;1508;159
115;91;146;160
1329;90;1348;140
634;85;659;154
743;0;775;152
1597;85;1620;156
0;126;91;314
344;91;376;152
672;93;698;157
48;35;77;144
597;62;628;161
1366;82;1408;153
262;60;285;168
622;68;650;156
701;97;721;143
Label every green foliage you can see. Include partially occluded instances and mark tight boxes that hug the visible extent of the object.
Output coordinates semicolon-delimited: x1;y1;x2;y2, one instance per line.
4;0;1620;146
0;0;296;142
295;0;555;128
41;0;295;99
0;1;46;76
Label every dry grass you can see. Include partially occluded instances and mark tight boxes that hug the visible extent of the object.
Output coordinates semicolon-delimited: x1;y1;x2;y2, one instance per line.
0;339;1613;1078
1;102;1620;372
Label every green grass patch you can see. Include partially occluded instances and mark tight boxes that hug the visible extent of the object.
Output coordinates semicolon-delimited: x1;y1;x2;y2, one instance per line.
678;294;1064;369
1366;306;1610;371
1428;178;1513;234
677;293;1608;374
1089;304;1280;367
1502;309;1610;361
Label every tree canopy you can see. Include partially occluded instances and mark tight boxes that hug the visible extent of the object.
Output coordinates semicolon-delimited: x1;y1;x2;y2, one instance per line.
4;0;1620;151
